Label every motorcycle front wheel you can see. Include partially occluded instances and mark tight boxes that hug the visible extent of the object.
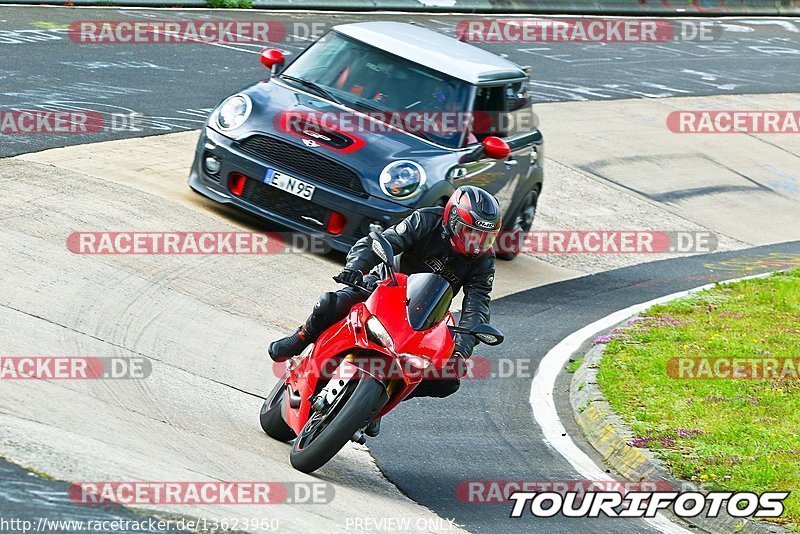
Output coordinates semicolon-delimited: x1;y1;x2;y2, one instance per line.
290;374;387;473
260;380;297;442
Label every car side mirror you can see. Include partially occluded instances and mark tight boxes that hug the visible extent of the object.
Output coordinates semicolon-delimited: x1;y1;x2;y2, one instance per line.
457;135;511;165
482;136;511;160
260;48;285;75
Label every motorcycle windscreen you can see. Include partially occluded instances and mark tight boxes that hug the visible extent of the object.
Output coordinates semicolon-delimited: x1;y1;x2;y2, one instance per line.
406;273;454;331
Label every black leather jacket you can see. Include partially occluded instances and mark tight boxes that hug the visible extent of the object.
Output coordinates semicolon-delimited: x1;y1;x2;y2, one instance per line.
345;207;495;357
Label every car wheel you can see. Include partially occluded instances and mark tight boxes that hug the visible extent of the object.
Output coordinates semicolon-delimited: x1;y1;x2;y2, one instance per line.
496;187;538;261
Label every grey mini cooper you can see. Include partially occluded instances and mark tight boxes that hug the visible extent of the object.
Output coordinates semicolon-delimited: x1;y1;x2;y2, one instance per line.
189;21;543;260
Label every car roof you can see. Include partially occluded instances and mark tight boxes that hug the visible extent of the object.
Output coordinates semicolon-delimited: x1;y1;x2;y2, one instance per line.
332;21;527;85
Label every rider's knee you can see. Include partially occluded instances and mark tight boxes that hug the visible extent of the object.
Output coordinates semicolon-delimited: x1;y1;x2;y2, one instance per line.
313;292;338;317
333;289;363;316
431;379;460;398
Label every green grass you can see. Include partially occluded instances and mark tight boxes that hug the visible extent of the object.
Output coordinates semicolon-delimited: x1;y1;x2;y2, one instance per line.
596;269;800;528
206;0;252;8
567;356;584;373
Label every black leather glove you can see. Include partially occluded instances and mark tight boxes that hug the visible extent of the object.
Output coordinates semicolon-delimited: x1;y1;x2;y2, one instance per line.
333;268;363;287
453;345;471;359
362;274;379;291
447;351;470;379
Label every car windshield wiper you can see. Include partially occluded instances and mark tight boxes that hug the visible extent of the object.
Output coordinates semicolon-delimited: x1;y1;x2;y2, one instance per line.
351;100;443;144
351;99;384;113
280;75;342;105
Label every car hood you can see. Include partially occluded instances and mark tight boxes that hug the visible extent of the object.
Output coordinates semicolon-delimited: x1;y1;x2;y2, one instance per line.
209;80;460;201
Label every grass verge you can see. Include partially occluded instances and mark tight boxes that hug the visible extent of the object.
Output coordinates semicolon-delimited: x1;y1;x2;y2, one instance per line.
597;269;800;529
207;0;253;8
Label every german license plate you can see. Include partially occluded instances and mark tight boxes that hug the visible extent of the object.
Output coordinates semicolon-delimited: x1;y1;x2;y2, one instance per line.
263;167;315;200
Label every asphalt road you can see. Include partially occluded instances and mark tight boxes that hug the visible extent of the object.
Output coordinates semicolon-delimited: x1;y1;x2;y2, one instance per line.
370;242;800;533
2;8;800;156
0;461;184;533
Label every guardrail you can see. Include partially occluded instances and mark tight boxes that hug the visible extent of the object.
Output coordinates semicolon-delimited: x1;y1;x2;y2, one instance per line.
1;0;798;15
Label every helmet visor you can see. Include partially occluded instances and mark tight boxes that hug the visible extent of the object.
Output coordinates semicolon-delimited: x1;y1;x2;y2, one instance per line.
452;220;499;255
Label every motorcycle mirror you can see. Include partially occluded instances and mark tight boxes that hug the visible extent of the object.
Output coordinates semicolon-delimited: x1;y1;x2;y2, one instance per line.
369;231;394;267
471;323;505;346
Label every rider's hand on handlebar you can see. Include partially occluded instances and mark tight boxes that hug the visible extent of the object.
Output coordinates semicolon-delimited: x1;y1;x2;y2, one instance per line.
448;351;469;379
363;275;379;292
333;268;364;287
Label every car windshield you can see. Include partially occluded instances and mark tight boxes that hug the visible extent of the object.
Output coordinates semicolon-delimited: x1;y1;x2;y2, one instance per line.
281;31;473;148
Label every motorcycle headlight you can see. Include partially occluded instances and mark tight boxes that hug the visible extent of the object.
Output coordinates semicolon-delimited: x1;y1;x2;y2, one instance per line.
398;353;432;371
215;94;252;131
366;316;394;351
379;161;426;200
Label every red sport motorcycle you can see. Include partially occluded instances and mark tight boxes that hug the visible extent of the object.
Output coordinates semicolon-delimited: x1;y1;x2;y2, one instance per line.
259;232;504;473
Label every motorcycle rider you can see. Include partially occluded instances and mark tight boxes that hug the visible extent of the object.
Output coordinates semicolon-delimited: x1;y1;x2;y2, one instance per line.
269;186;501;433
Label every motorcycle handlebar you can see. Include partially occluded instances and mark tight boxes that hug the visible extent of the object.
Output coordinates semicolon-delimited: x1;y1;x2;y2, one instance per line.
333;276;374;294
347;281;373;293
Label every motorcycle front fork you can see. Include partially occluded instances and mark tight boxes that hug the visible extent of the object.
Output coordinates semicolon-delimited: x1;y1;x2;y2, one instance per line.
309;355;379;444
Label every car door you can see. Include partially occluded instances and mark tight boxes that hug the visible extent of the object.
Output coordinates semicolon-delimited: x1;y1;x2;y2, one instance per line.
497;81;538;215
452;82;533;215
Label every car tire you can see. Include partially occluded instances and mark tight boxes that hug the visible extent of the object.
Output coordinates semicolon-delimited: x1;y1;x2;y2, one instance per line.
496;187;539;261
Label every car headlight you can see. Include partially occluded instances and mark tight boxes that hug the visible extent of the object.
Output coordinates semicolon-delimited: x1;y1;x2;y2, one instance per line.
380;160;426;200
215;94;252;131
366;316;394;351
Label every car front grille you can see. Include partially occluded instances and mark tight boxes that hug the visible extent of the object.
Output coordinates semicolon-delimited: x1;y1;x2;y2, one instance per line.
236;135;367;198
240;178;332;229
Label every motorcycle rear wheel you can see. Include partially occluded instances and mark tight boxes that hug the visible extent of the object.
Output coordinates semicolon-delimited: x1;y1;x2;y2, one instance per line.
290;375;387;473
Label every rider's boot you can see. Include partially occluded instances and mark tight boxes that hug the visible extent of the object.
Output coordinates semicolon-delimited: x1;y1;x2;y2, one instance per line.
365;417;381;437
268;292;339;363
268;327;310;363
